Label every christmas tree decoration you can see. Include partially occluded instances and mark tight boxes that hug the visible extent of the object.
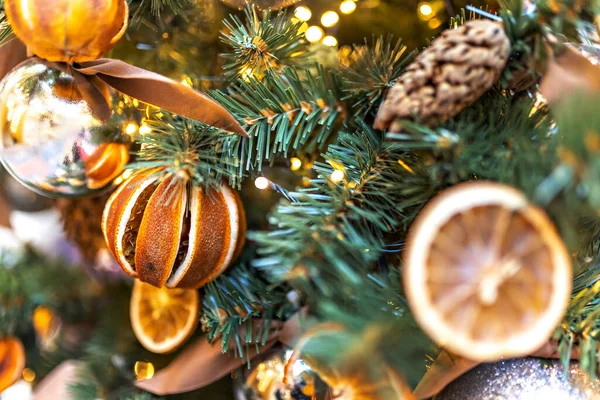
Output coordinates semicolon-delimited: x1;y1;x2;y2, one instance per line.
130;280;199;354
102;169;246;288
56;194;112;265
4;0;128;63
0;336;25;393
220;0;300;11
0;59;130;198
434;358;600;399
233;347;332;400
403;181;572;362
374;20;511;130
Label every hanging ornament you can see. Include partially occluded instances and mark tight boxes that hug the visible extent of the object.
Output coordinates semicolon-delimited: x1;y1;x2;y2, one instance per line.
233;346;332;400
0;59;131;198
219;0;301;10
102;168;246;288
403;181;572;362
375;20;511;131
434;358;600;399
4;0;128;63
130;280;199;354
0;336;25;393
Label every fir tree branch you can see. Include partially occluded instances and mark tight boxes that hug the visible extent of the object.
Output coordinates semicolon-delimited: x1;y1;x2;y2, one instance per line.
221;5;309;83
129;0;192;22
342;35;417;118
201;263;296;359
211;66;346;170
0;1;12;46
131;112;246;189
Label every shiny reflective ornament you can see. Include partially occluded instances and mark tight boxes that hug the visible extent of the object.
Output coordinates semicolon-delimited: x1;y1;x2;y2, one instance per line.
234;347;332;400
0;60;130;198
220;0;301;10
435;358;600;400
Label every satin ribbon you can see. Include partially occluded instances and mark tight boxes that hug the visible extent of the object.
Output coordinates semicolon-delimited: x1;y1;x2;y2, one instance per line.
0;39;247;137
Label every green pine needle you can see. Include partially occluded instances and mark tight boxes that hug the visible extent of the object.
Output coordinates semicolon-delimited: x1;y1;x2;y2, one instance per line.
342;35;416;118
221;5;309;83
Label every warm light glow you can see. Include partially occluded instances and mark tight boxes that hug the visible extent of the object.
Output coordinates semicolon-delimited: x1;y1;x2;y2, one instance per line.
122;169;134;180
255;177;270;190
134;361;155;381
321;11;340;27
125;123;138;135
322;36;338;47
305;26;324;43
428;17;442;29
340;0;357;15
419;2;433;16
22;369;35;382
330;169;345;183
294;6;312;21
180;77;193;88
139;125;152;135
290;157;302;171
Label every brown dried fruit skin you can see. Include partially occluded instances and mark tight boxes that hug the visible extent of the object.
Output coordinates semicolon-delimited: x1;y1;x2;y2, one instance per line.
102;170;246;289
5;0;128;63
375;21;511;130
0;337;25;394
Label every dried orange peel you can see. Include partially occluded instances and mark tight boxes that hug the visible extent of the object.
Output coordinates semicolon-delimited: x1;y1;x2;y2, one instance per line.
130;280;199;354
0;337;25;393
403;181;572;362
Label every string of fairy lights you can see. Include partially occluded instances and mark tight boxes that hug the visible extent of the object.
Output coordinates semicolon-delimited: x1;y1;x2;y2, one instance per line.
292;1;358;47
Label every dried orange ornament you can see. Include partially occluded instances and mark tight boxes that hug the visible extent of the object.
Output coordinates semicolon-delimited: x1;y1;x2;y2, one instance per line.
103;169;246;288
130;280;199;354
84;143;130;190
0;337;25;393
403;181;572;362
5;0;128;63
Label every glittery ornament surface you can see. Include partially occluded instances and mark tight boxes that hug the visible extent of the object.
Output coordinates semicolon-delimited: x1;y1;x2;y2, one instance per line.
435;358;600;400
219;0;300;10
233;347;332;400
0;59;129;198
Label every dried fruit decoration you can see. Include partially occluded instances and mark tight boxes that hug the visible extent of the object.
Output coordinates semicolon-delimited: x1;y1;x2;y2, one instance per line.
403;182;572;362
102;168;246;289
0;337;25;393
5;0;128;63
375;20;511;130
130;280;199;354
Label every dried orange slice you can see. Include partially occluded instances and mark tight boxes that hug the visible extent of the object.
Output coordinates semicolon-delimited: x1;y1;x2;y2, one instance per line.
84;142;130;190
0;336;25;393
130;280;199;354
403;181;572;362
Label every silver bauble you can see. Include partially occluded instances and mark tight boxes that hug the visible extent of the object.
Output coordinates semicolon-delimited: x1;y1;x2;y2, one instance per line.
233;346;332;400
435;357;600;400
0;59;130;198
219;0;301;10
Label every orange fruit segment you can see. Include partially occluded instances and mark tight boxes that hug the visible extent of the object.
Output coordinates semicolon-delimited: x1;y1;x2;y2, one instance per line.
84;142;130;190
0;337;25;393
403;181;572;362
130;280;199;354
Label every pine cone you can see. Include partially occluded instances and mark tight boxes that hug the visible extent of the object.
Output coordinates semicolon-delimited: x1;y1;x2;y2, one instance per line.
56;195;109;264
375;20;511;130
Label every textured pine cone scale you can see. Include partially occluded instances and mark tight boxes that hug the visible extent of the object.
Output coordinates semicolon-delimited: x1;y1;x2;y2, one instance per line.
375;20;511;131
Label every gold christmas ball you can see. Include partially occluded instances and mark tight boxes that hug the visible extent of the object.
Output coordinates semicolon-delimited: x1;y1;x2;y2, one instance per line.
102;169;246;288
434;358;600;399
5;0;128;63
219;0;300;10
0;59;130;198
233;347;332;400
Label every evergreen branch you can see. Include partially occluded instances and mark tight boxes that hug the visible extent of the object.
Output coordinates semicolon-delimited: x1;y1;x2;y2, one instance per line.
251;122;432;298
221;5;309;82
131;112;246;189
211;66;346;170
342;36;417;118
129;0;192;22
0;1;12;46
0;248;95;337
201;263;296;359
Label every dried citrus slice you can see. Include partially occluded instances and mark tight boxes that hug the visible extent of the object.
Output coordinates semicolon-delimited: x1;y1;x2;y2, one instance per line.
130;280;199;354
0;336;25;393
403;181;572;362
